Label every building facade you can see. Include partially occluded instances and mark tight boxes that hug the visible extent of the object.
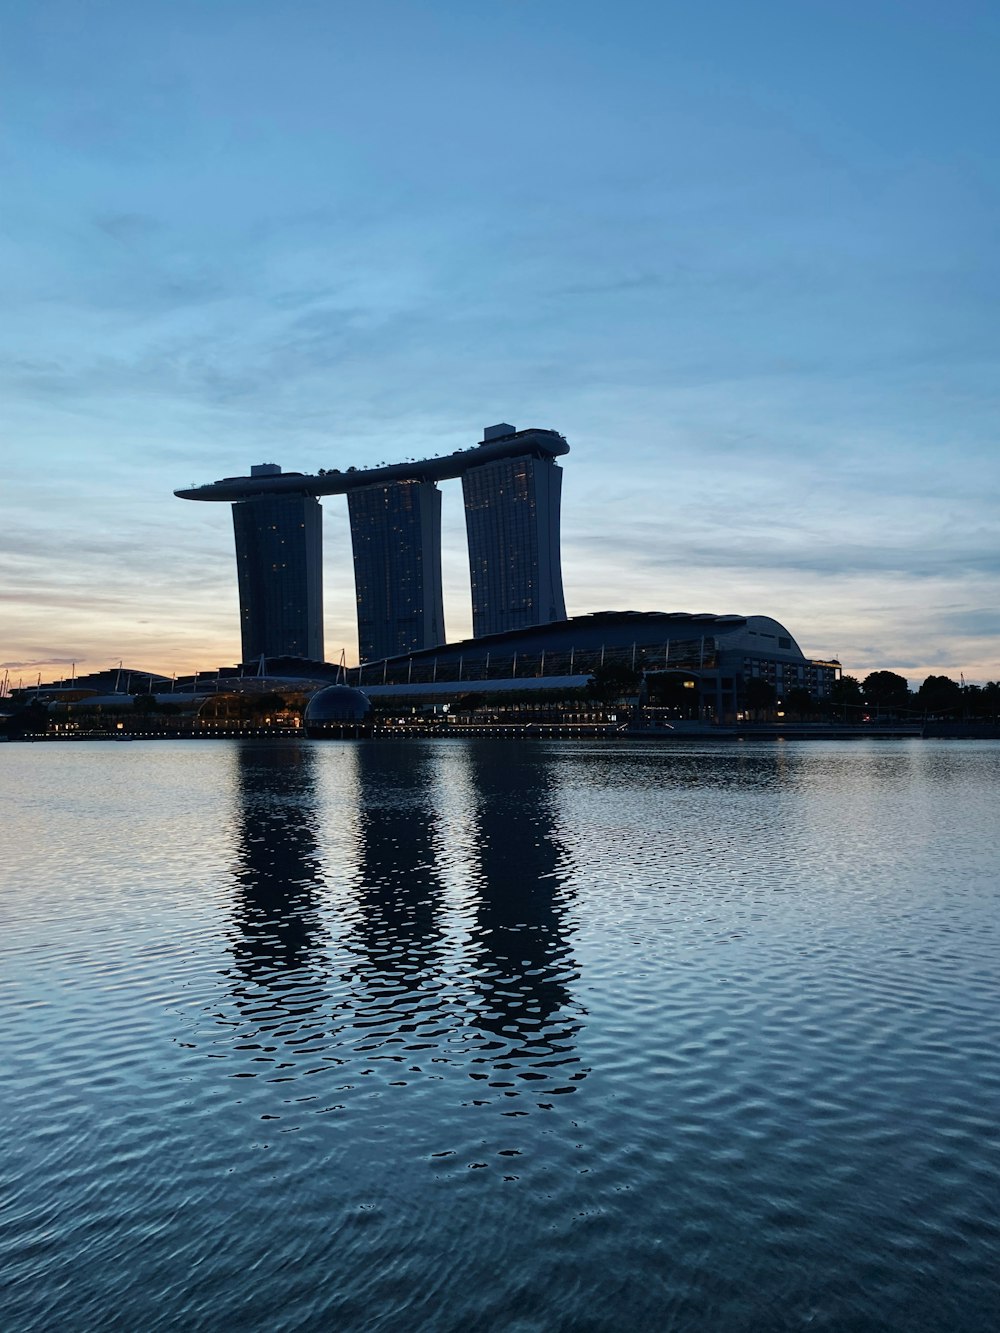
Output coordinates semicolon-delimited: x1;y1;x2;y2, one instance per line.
231;490;324;662
348;480;445;662
176;427;570;663
350;610;841;723
462;451;567;639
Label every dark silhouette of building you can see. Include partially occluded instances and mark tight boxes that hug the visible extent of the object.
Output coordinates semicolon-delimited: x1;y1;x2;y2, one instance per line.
347;479;445;661
231;468;324;662
175;425;569;663
462;435;567;638
352;609;841;722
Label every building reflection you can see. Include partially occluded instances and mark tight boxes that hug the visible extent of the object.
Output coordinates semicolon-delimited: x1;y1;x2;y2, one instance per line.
220;736;585;1109
461;741;587;1103
226;741;329;1017
346;746;448;1045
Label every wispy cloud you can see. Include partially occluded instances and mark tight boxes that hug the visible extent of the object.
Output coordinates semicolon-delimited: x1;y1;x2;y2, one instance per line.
0;657;77;670
0;0;997;682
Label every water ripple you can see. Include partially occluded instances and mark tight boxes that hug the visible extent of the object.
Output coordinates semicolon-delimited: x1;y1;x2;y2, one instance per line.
3;738;1000;1330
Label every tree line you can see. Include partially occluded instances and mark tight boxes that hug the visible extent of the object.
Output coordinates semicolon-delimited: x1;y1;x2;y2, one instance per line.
587;664;1000;720
830;671;1000;720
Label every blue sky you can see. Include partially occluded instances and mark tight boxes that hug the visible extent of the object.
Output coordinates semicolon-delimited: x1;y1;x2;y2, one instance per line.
2;0;997;683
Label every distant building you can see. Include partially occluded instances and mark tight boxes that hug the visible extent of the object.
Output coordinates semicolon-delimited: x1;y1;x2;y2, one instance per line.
348;480;445;662
232;487;324;662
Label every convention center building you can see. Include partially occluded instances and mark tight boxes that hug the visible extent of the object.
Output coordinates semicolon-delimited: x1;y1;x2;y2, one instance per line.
347;609;841;723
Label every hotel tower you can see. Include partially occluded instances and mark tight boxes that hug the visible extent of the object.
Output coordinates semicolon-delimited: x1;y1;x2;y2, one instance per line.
176;424;569;663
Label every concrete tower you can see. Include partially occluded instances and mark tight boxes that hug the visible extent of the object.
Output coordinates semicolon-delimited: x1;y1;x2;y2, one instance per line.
175;427;569;662
347;479;445;662
462;426;567;639
231;466;324;662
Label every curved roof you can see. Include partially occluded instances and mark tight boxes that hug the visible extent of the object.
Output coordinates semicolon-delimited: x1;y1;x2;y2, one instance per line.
304;685;371;722
355;610;810;666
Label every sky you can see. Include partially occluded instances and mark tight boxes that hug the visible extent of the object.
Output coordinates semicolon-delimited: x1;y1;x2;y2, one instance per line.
1;0;998;686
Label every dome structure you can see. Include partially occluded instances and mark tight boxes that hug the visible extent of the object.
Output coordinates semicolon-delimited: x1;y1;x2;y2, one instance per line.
304;685;371;735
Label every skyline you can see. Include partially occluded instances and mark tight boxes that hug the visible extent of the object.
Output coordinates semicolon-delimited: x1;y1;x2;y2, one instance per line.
2;1;998;685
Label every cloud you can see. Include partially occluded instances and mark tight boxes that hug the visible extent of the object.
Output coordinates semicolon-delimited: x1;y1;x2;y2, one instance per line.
932;608;1000;637
0;0;996;688
567;520;1000;583
0;657;77;670
94;212;161;243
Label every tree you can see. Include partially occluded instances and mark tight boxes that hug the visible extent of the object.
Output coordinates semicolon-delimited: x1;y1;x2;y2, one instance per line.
744;678;776;718
825;674;863;720
862;671;911;714
916;675;962;716
586;663;641;704
246;691;286;716
644;672;699;715
784;687;814;718
830;675;862;707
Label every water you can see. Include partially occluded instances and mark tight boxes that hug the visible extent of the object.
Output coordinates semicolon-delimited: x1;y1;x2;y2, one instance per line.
3;738;999;1332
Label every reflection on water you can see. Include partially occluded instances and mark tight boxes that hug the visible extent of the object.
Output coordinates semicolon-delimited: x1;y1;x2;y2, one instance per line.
462;742;585;1103
5;738;1000;1333
219;743;335;1087
228;742;327;987
219;739;585;1110
348;742;446;1004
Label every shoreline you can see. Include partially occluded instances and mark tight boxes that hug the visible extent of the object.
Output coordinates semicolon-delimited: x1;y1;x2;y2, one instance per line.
8;721;1000;743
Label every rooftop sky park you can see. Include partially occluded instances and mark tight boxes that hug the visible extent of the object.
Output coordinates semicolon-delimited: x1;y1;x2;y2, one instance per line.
176;423;569;664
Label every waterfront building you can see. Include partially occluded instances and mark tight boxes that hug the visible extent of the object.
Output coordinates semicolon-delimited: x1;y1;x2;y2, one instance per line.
11;615;847;736
462;427;567;638
231;470;324;661
347;480;445;662
351;610;840;722
175;426;569;662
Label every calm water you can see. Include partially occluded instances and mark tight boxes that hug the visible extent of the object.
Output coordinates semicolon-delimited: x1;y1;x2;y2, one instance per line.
3;738;999;1332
